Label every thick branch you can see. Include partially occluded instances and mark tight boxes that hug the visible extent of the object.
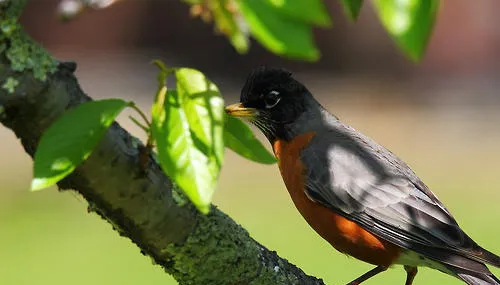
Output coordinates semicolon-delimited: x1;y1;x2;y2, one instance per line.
0;1;325;285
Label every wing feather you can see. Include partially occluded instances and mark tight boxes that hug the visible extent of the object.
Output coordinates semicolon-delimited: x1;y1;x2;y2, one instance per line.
300;124;497;269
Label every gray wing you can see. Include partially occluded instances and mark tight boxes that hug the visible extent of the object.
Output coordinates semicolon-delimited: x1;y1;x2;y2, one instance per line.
300;124;499;269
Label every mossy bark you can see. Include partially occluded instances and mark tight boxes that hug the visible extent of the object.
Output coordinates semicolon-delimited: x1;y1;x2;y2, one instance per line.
0;1;325;284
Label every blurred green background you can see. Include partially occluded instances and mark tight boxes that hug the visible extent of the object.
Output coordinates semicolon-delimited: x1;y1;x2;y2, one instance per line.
2;1;500;284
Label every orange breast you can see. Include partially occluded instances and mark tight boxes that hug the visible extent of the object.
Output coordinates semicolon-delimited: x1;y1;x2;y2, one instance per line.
273;133;401;266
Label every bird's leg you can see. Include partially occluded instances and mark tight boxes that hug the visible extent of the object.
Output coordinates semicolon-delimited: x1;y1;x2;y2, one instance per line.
404;266;418;285
346;265;388;285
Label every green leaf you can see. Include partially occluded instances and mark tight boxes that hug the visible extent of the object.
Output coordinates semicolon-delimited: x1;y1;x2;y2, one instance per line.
236;0;320;61
341;0;363;21
31;99;127;191
373;0;439;61
264;0;332;27
224;114;277;164
151;67;224;214
209;0;249;53
175;68;225;166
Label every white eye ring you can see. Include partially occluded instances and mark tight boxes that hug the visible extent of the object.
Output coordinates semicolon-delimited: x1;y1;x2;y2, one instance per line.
265;90;281;109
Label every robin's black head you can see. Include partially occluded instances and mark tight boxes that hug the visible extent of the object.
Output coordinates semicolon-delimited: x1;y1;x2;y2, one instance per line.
225;67;311;141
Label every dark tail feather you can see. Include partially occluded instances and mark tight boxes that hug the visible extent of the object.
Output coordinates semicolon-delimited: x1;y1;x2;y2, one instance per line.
450;266;500;285
456;272;500;285
474;247;500;267
462;232;500;267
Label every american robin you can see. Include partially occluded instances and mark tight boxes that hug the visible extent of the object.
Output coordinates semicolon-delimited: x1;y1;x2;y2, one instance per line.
225;67;500;285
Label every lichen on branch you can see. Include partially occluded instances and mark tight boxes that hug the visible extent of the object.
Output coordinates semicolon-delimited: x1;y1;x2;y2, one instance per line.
0;0;57;93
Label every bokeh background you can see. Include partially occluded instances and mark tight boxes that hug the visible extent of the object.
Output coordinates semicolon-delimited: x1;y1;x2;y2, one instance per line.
2;1;500;284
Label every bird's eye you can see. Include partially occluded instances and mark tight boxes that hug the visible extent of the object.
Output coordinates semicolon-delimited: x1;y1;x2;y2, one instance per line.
264;90;281;109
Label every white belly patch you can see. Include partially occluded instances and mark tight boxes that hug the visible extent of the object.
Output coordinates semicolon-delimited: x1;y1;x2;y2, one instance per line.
395;250;454;275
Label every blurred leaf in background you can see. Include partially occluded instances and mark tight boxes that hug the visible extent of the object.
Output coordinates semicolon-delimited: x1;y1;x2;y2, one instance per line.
187;0;250;53
235;0;325;61
373;0;439;61
341;0;364;21
184;0;330;60
263;0;332;27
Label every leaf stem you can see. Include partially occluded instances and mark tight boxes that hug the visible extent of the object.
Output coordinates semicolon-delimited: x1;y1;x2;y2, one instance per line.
128;102;151;127
127;102;154;151
129;116;149;133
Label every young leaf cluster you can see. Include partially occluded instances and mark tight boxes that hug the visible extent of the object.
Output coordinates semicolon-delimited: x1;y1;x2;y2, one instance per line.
31;61;275;213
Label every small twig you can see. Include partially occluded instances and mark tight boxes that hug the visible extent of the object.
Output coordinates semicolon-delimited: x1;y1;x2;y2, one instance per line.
128;115;149;133
128;101;151;128
127;102;154;169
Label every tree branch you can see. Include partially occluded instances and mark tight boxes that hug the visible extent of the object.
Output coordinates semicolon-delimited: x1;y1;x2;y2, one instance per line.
0;1;325;284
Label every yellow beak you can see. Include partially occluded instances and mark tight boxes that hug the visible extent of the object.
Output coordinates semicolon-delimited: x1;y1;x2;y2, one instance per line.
225;103;257;118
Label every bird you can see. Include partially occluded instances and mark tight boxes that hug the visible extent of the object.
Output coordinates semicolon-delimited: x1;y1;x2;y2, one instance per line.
225;67;500;285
